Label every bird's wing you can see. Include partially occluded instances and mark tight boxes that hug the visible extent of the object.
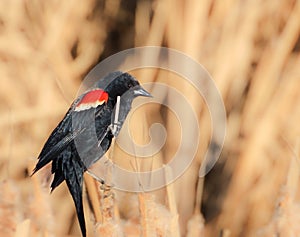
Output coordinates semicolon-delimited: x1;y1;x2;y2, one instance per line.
32;128;84;175
31;109;72;174
42;107;74;152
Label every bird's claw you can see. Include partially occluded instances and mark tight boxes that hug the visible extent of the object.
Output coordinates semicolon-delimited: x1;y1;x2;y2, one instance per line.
109;122;121;137
100;182;114;190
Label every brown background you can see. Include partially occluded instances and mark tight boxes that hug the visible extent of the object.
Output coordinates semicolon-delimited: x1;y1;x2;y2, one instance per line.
0;0;300;236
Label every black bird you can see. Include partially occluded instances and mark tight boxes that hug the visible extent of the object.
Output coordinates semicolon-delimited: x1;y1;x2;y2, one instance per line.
32;71;151;237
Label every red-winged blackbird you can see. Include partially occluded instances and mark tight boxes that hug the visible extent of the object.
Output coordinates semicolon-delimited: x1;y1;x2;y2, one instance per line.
32;71;151;237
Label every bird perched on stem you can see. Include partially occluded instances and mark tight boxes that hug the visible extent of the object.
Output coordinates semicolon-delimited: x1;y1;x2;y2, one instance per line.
31;71;151;237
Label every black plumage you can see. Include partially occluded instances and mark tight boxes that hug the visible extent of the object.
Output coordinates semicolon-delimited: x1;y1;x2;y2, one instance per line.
32;71;151;237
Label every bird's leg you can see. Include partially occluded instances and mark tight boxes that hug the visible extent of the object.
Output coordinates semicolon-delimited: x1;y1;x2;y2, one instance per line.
97;96;121;148
110;96;121;137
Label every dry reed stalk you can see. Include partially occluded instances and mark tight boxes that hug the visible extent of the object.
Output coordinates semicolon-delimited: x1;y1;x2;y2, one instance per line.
94;196;123;237
85;175;103;223
200;0;300;235
163;72;204;235
186;214;205;237
243;0;300;134
164;166;180;237
211;0;260;95
214;74;300;236
104;0;121;19
219;229;231;237
96;222;123;237
30;173;54;235
14;219;31;237
95;138;123;236
144;0;167;46
0;104;67;128
0;180;21;237
285;140;300;197
100;185;115;223
186;178;205;237
139;191;178;237
139;193;151;237
30;162;77;236
164;0;212;232
257;140;300;236
135;1;151;46
122;219;141;237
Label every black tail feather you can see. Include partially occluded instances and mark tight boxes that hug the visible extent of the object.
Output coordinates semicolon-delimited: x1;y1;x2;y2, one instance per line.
63;157;86;237
50;172;64;192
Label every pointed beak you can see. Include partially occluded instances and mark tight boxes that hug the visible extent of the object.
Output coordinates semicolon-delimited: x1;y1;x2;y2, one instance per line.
133;85;152;97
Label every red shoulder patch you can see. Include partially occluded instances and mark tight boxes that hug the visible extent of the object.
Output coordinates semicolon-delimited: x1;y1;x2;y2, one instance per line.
75;89;108;112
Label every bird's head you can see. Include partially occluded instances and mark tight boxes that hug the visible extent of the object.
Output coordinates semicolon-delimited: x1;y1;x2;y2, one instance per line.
97;71;152;102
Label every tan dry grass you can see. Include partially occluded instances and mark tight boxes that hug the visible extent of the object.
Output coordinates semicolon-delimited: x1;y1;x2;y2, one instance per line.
0;0;300;237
